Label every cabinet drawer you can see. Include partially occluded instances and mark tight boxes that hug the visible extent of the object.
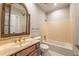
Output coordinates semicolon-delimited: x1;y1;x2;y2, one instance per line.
16;45;36;56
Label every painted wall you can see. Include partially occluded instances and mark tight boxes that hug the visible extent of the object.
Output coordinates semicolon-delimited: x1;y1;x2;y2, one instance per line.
70;4;77;45
70;4;79;55
25;3;46;37
72;4;79;46
42;8;73;44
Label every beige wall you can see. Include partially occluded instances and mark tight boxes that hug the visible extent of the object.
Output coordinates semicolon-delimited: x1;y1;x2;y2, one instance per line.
70;4;79;45
42;8;73;44
70;4;79;55
25;3;46;37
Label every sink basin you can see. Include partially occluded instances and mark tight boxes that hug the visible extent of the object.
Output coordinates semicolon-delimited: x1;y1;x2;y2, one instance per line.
11;40;32;48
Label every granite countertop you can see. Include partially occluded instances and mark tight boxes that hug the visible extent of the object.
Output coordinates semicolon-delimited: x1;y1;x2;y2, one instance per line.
0;38;40;56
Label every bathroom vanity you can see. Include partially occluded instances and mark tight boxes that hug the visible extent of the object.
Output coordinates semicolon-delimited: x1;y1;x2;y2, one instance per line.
0;38;40;56
11;42;40;56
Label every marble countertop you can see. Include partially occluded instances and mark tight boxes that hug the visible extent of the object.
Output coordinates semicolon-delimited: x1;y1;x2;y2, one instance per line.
0;38;40;56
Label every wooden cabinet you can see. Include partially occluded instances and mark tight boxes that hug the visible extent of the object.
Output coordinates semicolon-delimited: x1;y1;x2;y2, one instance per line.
29;49;40;56
11;42;40;56
29;49;38;56
16;45;36;56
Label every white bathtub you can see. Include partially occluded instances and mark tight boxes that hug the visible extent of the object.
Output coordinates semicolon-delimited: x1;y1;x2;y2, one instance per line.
42;40;74;56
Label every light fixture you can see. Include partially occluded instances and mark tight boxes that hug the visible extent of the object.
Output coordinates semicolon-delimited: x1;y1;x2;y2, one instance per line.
54;3;57;6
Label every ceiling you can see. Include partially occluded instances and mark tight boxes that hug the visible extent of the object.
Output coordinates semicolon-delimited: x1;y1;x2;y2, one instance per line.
36;3;70;13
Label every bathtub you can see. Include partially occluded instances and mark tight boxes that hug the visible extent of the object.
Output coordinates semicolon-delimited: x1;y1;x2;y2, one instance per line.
42;40;74;56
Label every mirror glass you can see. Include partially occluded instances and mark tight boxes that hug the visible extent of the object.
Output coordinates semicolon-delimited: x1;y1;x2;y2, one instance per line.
4;5;10;34
10;4;26;34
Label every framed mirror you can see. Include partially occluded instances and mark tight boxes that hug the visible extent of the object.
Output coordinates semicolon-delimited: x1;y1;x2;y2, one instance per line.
1;3;30;37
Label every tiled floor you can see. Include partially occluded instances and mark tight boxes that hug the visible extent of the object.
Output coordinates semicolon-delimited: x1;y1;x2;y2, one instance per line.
46;50;64;56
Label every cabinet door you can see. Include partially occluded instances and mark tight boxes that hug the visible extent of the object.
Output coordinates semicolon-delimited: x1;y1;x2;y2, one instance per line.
31;52;38;56
29;49;40;56
15;45;36;56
